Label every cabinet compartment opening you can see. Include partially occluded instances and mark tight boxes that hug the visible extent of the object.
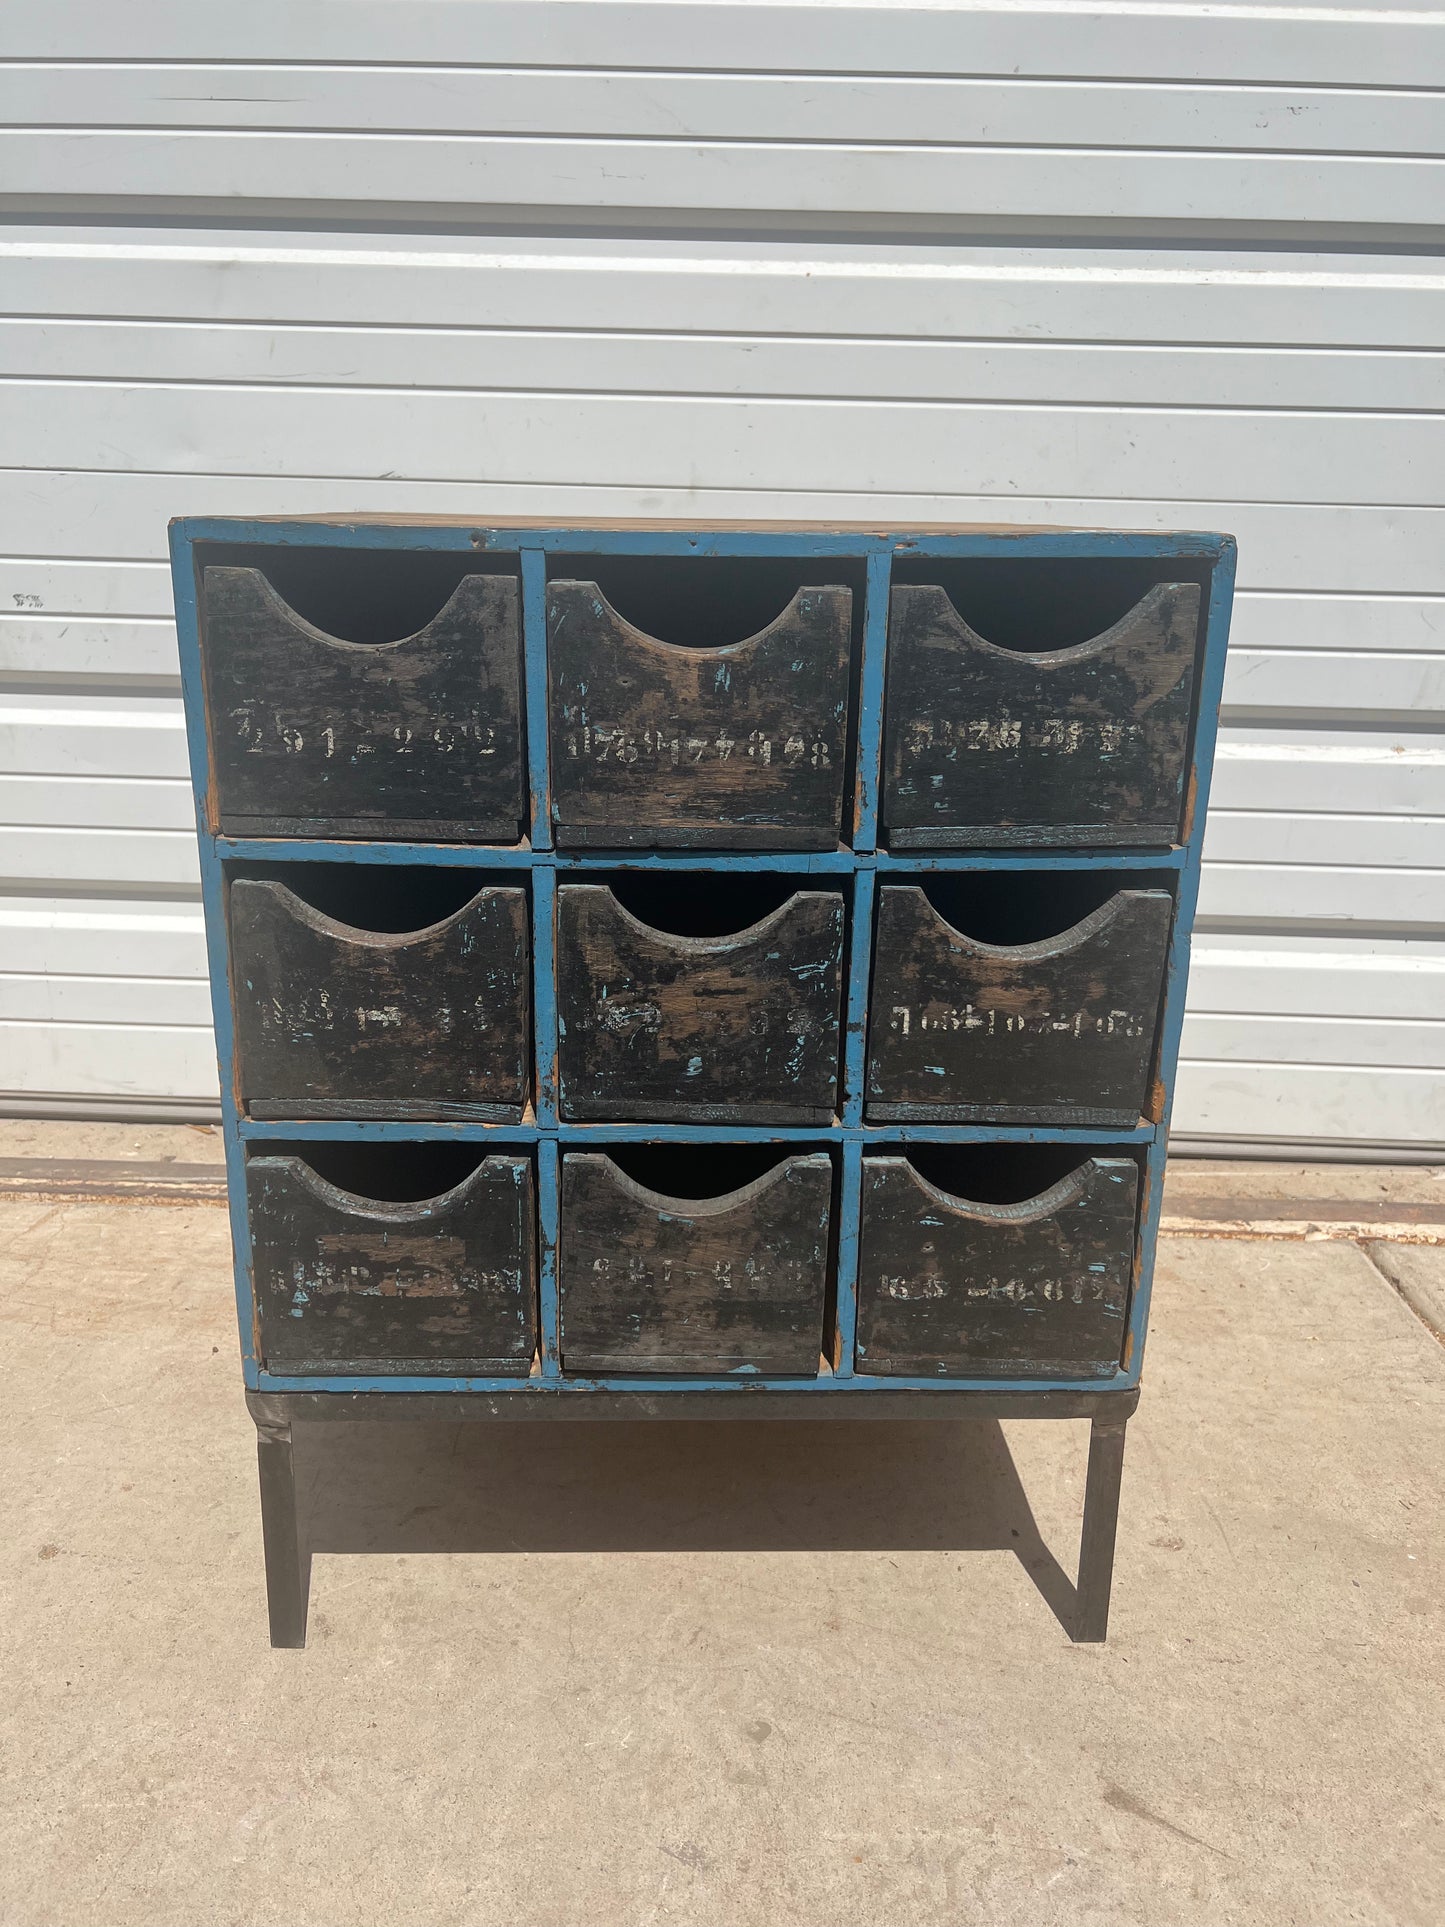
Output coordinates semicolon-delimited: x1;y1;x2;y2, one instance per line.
227;863;522;934
597;872;839;939
895;1144;1142;1206
890;555;1209;654
247;1139;512;1203
602;1143;819;1200
197;544;519;646
904;871;1172;948
550;554;865;652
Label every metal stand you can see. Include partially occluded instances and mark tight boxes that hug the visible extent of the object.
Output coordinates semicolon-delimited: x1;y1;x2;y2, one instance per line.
1076;1414;1130;1642
251;1398;309;1649
246;1385;1136;1649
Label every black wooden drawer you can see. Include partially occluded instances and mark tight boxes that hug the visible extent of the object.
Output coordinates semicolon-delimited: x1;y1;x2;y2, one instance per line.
867;879;1172;1125
547;565;852;848
201;560;523;839
248;1144;537;1375
558;1148;833;1375
883;573;1201;847
556;879;844;1123
856;1150;1138;1378
229;868;529;1120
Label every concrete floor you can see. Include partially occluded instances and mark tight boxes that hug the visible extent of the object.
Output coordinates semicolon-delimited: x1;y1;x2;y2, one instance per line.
2;1191;1444;1925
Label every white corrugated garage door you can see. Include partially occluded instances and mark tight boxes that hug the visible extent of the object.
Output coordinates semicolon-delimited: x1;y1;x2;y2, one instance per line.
2;1;1442;1153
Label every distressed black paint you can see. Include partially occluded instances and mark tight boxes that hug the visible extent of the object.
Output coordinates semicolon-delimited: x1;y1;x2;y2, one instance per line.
556;885;844;1123
867;887;1173;1124
249;1154;537;1373
856;1157;1138;1377
558;1152;832;1374
883;582;1200;846
547;581;851;848
202;566;524;839
229;878;529;1120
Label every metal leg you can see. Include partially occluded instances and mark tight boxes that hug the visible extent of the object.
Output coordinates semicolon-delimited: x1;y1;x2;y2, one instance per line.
1074;1415;1128;1643
250;1396;309;1648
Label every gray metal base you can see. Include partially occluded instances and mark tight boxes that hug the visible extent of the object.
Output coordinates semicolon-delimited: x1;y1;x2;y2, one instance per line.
246;1385;1137;1650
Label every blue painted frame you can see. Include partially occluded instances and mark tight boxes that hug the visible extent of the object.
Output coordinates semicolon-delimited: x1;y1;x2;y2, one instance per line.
169;517;1234;1402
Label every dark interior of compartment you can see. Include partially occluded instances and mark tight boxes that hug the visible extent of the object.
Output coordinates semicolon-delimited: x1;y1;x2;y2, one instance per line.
230;863;519;933
890;555;1211;653
553;554;866;650
198;544;518;646
603;1143;825;1201
898;1143;1140;1205
600;872;835;938
254;1139;507;1201
906;871;1171;946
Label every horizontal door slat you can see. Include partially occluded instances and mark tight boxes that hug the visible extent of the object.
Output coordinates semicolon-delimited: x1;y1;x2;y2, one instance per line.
7;132;1444;231
7;233;1442;349
14;381;1442;508
0;895;206;976
7;321;1443;415
1174;1061;1445;1146
8;3;1444;88
7;67;1441;158
0;1017;219;1098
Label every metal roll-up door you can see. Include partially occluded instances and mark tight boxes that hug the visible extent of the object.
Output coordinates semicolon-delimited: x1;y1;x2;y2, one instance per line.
2;2;1441;1152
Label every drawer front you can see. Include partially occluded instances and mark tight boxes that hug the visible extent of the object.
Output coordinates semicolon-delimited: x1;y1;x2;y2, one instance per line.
867;887;1172;1125
856;1157;1137;1377
548;581;851;848
559;1152;832;1374
556;885;844;1123
202;567;524;839
230;879;529;1120
249;1154;537;1374
883;583;1200;847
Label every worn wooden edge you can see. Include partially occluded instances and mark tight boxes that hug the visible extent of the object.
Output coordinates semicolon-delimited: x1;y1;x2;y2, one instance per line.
560;1355;823;1377
553;823;843;850
865;1104;1146;1128
885;823;1182;850
558;1103;839;1126
230;875;526;949
891;579;1199;670
186;516;1229;542
247;1101;527;1123
217;815;526;842
876;881;1171;961
559;881;839;956
205;564;516;656
263;1356;536;1377
548;579;851;661
862;1154;1133;1226
564;1149;832;1220
245;1151;532;1222
859;1356;1121;1381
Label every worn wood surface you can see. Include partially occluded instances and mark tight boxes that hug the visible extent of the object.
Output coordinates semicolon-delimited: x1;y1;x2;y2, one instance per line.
856;1156;1138;1377
547;580;851;848
867;886;1172;1124
556;885;844;1121
249;1153;537;1373
883;582;1200;846
202;566;524;838
230;878;529;1119
558;1152;832;1374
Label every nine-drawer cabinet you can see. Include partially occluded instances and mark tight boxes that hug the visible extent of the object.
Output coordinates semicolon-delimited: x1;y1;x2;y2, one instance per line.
176;522;1232;1399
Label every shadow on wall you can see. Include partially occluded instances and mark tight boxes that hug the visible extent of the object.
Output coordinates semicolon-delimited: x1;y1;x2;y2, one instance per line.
295;1416;1083;1635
